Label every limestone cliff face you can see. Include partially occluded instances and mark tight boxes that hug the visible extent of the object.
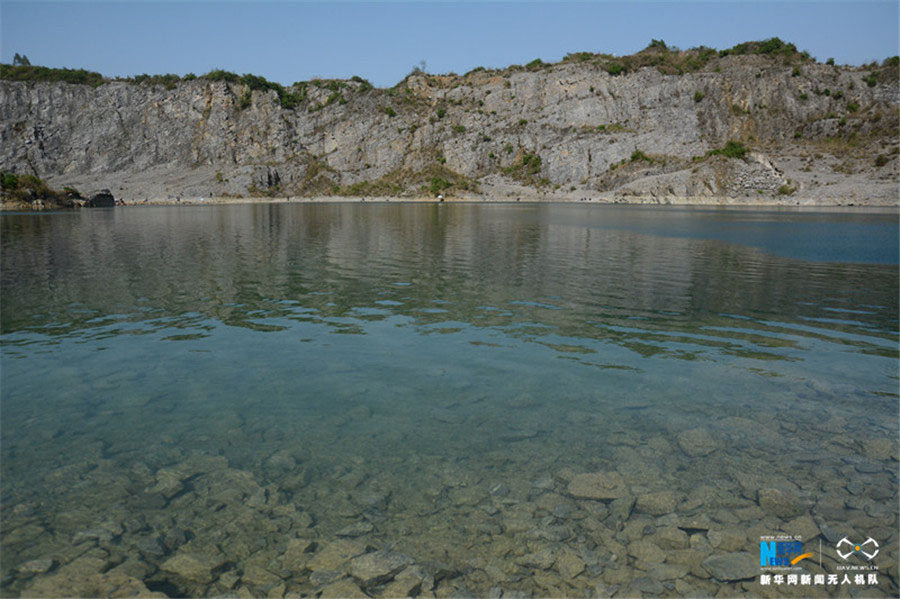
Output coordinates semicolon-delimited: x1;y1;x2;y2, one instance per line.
1;55;897;204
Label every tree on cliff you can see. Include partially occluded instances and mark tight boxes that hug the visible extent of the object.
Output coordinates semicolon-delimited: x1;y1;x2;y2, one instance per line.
13;53;31;66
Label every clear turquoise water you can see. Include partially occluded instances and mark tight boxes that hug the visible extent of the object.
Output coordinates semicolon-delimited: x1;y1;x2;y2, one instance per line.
1;203;898;597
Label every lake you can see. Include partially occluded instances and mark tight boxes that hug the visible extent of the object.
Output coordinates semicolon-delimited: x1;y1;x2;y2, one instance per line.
1;203;897;598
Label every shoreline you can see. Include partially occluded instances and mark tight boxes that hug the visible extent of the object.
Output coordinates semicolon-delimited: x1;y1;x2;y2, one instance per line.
3;194;899;212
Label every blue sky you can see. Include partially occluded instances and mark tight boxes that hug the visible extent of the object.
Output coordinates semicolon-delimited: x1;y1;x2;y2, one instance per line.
2;1;898;88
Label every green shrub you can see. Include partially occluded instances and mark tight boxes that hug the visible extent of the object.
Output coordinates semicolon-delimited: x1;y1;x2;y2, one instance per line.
777;184;796;195
847;102;859;113
706;141;748;159
826;58;835;65
0;64;106;87
429;177;451;195
526;58;544;70
720;37;803;60
694;91;704;103
875;155;889;167
504;143;514;154
864;74;877;87
564;52;594;62
237;88;252;110
1;172;18;190
792;67;802;77
521;154;541;174
799;93;808;100
518;119;528;126
436;108;446;119
133;73;181;89
452;125;466;134
379;106;397;117
606;63;624;76
0;172;70;205
205;69;240;82
630;150;652;163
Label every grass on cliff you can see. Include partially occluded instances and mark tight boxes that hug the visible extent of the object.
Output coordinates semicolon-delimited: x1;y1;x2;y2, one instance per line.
0;64;105;87
337;164;478;198
1;172;77;206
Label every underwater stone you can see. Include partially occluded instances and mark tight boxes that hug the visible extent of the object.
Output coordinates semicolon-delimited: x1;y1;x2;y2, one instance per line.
161;550;222;584
608;496;636;521
348;551;414;586
655;526;690;550
515;548;557;570
381;565;427;597
310;569;343;587
72;528;115;545
241;563;283;587
18;559;55;575
676;428;720;457
706;529;746;552
567;472;628;500
528;524;572;542
784;514;820;541
627;541;665;564
629;576;665;594
318;579;368;598
283;538;315;570
701;552;758;581
640;562;690;581
21;570;166;598
489;483;510;497
635;491;679;516
862;438;897;461
532;477;555;491
335;521;374;537
554;549;585;580
150;468;185;499
757;488;804;518
307;539;369;571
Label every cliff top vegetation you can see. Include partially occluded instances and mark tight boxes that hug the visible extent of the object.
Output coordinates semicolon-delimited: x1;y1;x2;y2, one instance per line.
2;38;897;101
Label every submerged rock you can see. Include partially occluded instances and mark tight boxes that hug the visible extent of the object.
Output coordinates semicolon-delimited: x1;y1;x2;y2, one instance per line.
17;559;55;575
161;550;223;584
701;552;757;581
335;521;374;537
567;471;629;500
554;549;585;580
757;487;804;518
307;539;369;571
318;578;368;598
21;570;166;598
635;491;679;516
676;428;720;457
349;551;414;586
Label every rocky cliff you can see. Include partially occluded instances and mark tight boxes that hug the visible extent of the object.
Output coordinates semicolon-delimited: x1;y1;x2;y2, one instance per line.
1;44;898;205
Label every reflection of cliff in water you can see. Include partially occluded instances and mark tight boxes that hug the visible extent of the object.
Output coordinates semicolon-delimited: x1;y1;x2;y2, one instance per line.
2;204;897;363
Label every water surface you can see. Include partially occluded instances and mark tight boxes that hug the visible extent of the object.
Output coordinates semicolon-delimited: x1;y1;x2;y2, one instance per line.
1;203;897;598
